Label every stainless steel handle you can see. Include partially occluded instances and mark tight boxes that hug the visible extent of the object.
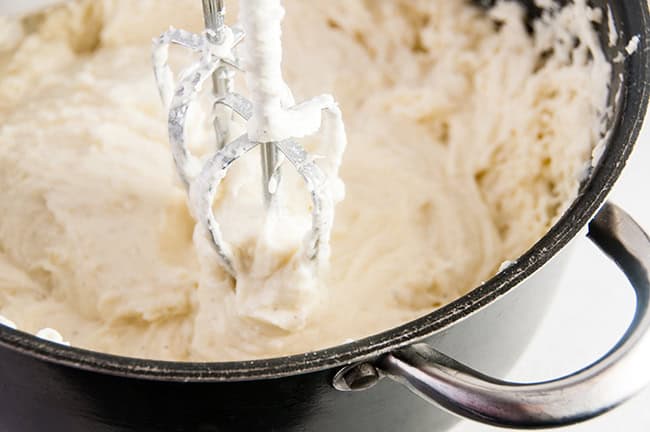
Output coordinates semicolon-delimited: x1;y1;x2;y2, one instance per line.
377;202;650;428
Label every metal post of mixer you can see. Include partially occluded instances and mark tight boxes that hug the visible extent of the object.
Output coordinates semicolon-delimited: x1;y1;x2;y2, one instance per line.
202;0;225;38
202;0;234;149
204;0;281;207
261;141;280;206
238;0;284;208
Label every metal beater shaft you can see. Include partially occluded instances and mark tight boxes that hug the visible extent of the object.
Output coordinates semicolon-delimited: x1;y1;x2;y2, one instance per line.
202;0;229;94
202;0;226;40
202;0;279;205
261;141;280;205
203;0;234;150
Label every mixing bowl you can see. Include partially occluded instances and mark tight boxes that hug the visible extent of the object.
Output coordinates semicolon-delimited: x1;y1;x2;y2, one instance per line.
0;0;649;430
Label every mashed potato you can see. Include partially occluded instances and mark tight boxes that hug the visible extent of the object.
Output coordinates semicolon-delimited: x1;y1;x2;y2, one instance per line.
0;0;610;361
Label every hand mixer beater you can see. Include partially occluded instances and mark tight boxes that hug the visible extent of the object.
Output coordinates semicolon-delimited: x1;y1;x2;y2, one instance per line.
152;0;347;279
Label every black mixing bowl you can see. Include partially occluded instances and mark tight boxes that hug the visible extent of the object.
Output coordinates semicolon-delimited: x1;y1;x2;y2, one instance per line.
0;1;649;431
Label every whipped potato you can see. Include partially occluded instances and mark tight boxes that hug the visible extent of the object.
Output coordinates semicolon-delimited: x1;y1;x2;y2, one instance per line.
0;0;610;361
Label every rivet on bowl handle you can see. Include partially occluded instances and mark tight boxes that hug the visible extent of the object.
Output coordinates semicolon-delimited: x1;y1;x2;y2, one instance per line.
334;202;650;429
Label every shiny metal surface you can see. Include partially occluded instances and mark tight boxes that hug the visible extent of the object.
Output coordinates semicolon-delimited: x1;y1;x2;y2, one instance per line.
203;0;237;150
375;203;650;429
261;141;281;207
202;0;226;40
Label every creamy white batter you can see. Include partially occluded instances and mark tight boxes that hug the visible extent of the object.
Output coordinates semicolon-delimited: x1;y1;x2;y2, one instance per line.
0;0;611;361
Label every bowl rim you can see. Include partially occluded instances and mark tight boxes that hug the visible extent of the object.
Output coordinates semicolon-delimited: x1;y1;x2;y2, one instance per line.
0;0;649;383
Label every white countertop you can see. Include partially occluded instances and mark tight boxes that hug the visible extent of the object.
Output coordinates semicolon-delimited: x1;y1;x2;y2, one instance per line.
454;105;650;431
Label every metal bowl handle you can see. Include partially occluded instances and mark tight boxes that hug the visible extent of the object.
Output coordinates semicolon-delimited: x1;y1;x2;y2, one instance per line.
376;202;650;428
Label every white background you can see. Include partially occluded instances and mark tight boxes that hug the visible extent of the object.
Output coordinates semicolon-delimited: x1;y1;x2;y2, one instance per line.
454;105;650;430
